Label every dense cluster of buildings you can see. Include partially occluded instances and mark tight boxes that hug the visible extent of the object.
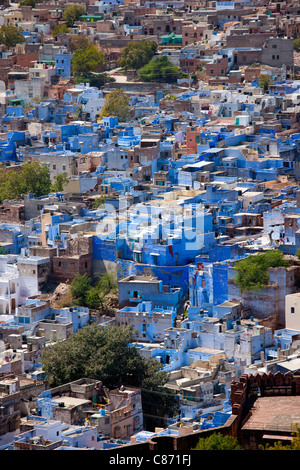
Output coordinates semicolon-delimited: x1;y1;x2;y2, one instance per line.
0;0;300;452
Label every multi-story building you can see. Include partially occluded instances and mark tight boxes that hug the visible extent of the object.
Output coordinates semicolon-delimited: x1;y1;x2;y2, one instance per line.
89;386;144;440
115;300;177;343
118;275;183;310
0;375;21;447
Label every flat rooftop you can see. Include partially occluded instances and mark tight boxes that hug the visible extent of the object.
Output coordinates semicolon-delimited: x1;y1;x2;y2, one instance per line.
242;396;300;433
52;397;91;408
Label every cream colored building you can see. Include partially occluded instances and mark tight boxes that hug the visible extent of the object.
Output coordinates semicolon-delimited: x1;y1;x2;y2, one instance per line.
285;293;300;331
4;10;23;26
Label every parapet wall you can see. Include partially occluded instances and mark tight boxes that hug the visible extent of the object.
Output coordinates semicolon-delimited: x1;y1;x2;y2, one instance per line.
231;371;300;420
110;372;300;453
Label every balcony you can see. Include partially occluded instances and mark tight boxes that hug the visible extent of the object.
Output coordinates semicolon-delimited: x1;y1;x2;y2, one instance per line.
129;295;143;303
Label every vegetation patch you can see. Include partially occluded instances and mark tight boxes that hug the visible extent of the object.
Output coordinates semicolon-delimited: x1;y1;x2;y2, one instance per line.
234;249;289;292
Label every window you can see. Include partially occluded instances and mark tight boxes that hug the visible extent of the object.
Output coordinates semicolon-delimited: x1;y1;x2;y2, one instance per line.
291;307;295;314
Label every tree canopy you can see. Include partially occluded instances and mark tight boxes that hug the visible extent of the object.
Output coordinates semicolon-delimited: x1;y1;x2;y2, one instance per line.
99;89;130;123
91;195;108;209
70;272;117;311
138;55;182;83
41;322;178;427
117;39;158;71
0;25;25;48
234;250;289;292
50;173;69;192
69;35;91;52
51;23;70;37
259;73;272;93
0;162;51;202
42;322;166;390
71;43;105;77
192;432;243;450
62;4;86;27
294;38;300;52
19;0;36;6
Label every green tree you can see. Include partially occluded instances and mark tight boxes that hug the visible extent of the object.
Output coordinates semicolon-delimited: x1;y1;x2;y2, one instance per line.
84;287;101;310
192;432;244;450
117;39;158;71
70;274;93;306
50;173;69;192
69;34;91;52
62;4;86;27
92;195;107;209
92;272;118;311
19;0;36;6
234;250;289;292
41;323;178;425
71;44;105;77
294;38;300;52
138;55;182;83
96;271;117;294
259;73;272;93
42;323;156;389
0;25;25;48
51;23;70;37
70;272;117;311
0;162;51;202
99;89;130;123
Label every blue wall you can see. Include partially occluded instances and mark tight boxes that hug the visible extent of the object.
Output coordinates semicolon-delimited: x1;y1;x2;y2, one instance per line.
117;259;190;295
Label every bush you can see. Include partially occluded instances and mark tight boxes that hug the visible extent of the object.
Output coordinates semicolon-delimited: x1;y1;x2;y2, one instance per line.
62;4;85;27
0;25;25;48
117;40;158;71
70;272;117;311
192;432;243;450
234;250;289;292
138;56;181;83
294;38;300;52
71;44;105;77
0;162;51;202
99;89;130;123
